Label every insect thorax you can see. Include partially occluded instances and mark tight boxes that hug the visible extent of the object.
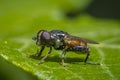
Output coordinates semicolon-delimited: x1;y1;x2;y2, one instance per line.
49;30;68;50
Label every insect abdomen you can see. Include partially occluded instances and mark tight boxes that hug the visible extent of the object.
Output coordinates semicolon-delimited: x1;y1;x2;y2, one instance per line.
67;46;89;53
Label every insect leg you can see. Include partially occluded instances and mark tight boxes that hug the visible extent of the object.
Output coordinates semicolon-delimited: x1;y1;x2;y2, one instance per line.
29;46;45;58
39;47;52;63
84;51;90;63
84;48;100;65
62;50;67;67
37;46;45;57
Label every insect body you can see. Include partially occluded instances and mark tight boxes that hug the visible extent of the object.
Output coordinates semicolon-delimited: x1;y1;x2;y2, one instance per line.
32;30;99;66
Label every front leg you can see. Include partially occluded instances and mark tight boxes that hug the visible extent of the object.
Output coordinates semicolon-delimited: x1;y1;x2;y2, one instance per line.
39;47;52;64
30;46;45;58
37;46;45;57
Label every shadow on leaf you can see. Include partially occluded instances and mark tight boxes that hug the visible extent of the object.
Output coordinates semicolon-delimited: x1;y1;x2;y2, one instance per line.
29;54;85;64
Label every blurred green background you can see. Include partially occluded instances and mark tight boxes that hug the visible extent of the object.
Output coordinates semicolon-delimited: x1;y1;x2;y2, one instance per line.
0;0;120;80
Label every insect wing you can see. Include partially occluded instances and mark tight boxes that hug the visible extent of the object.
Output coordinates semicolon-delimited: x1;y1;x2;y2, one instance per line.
65;35;99;44
81;38;99;44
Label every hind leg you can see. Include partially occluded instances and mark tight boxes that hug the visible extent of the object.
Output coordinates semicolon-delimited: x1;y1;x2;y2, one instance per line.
84;49;100;65
84;51;91;64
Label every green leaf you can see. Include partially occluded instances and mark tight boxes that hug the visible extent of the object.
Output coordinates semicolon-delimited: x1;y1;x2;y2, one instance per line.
0;0;120;80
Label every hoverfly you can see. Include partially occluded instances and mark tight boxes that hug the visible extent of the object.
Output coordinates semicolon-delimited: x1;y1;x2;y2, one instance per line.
32;30;99;66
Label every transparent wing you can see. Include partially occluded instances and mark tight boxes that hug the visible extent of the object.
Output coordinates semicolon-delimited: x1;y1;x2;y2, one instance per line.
66;35;99;44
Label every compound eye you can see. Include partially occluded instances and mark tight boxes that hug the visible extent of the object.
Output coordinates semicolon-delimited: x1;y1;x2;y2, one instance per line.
42;32;51;40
